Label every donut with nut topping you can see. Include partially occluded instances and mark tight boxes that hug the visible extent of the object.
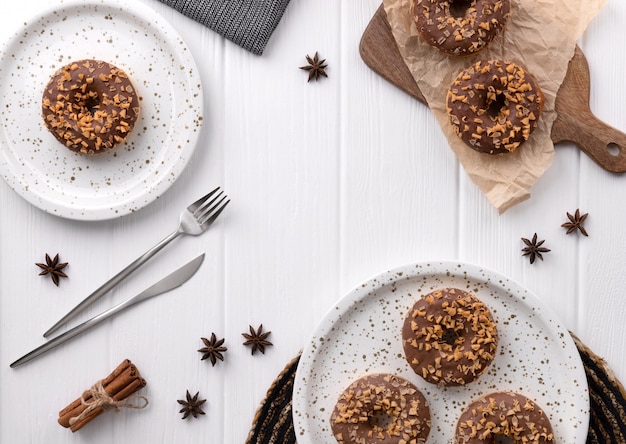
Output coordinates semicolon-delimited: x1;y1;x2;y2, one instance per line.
446;59;544;154
402;288;498;386
411;0;511;57
42;59;140;155
455;391;555;443
330;373;431;444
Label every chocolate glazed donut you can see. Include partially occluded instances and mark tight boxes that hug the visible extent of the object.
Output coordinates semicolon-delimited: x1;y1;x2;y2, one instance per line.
446;59;544;154
402;288;498;386
42;59;140;155
455;392;555;443
331;373;431;444
411;0;511;57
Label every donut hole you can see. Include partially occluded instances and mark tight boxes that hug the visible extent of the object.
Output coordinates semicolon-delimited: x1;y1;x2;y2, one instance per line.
368;410;395;431
83;95;100;115
449;0;474;18
494;435;515;444
440;327;460;346
486;93;507;119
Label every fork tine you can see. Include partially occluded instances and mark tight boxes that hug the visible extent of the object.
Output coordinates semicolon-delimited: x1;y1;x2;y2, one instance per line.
193;190;224;218
188;187;220;212
198;197;230;225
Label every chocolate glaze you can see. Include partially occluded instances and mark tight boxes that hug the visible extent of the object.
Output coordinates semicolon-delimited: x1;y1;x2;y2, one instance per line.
411;0;511;57
446;59;544;154
331;373;431;444
402;288;498;386
455;392;555;443
42;59;140;155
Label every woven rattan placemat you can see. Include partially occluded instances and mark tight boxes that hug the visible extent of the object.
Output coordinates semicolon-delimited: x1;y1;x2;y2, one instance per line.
246;334;626;444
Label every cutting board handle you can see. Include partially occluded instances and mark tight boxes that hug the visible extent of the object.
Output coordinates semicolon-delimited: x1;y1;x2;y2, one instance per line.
552;111;626;173
551;46;626;173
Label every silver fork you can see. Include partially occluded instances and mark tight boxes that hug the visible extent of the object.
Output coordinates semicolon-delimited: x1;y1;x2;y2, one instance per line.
43;187;230;337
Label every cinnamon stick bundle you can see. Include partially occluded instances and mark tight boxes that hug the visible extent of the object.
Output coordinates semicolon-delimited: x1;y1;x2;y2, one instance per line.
58;359;147;432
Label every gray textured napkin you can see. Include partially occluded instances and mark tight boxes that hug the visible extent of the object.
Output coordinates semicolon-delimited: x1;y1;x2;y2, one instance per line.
158;0;291;55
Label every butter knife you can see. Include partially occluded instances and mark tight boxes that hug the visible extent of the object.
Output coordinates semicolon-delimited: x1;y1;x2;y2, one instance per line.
10;253;205;368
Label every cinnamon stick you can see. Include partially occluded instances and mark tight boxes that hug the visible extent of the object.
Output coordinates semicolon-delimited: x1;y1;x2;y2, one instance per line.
69;377;147;432
58;359;147;431
58;359;132;424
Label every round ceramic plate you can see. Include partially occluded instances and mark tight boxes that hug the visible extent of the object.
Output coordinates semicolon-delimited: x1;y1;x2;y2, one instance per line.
293;262;589;443
0;0;203;220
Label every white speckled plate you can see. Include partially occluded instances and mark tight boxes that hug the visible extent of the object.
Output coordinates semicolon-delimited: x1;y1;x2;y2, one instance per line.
293;262;589;443
0;0;203;220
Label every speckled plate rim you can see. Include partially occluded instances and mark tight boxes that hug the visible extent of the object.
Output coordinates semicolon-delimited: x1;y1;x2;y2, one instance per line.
293;261;590;443
0;0;203;220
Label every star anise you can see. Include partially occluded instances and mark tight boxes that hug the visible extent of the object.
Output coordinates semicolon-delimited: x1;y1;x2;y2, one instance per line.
177;390;206;420
242;324;272;355
299;52;328;82
35;253;68;286
561;209;588;236
521;233;551;264
198;333;227;366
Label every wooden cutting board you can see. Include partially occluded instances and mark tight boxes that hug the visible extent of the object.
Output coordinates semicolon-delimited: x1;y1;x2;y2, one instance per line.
359;4;626;173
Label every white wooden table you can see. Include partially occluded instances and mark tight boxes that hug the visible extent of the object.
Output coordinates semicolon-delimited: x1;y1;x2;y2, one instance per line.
1;0;625;442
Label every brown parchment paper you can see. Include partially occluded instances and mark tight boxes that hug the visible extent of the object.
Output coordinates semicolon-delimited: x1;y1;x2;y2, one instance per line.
383;0;606;212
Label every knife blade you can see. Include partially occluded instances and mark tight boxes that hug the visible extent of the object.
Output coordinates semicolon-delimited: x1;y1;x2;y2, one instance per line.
10;253;205;368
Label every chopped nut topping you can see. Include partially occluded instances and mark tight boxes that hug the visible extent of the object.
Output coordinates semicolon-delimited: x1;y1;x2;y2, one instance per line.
41;59;139;154
331;374;431;443
412;0;510;56
446;59;543;154
403;288;498;386
456;392;554;443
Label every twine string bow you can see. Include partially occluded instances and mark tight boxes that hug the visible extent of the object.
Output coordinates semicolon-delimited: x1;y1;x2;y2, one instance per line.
68;379;149;426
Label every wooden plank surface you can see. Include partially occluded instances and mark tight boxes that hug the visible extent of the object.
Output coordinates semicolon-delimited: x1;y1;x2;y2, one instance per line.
0;1;625;443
